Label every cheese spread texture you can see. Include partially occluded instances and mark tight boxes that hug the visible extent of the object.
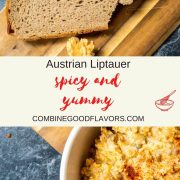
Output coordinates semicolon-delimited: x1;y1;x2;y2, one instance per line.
82;127;180;180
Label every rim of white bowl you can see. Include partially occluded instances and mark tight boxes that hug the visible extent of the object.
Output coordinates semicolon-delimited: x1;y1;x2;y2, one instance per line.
60;127;81;180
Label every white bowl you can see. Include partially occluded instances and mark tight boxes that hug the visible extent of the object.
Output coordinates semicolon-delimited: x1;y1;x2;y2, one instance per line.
60;127;100;180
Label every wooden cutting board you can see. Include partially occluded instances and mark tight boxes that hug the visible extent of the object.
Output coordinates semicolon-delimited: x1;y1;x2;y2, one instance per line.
0;0;179;56
1;0;180;154
33;127;72;154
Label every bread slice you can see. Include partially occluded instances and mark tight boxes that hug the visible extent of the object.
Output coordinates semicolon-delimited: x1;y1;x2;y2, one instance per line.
6;0;133;40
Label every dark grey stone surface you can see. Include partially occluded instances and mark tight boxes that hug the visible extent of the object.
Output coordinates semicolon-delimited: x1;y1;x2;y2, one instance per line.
0;0;5;10
0;128;61;180
154;26;180;56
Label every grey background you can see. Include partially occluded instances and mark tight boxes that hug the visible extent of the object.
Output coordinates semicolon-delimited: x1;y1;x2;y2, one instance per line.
0;128;61;180
0;0;180;180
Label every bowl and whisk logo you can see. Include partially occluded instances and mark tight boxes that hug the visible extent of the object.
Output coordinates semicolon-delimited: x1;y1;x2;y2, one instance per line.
155;90;176;112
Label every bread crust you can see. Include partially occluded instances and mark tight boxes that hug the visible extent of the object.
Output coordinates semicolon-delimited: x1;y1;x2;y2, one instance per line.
6;0;108;41
16;26;108;41
6;0;12;34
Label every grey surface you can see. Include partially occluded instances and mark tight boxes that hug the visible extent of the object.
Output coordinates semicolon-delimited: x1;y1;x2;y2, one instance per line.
0;128;61;180
0;0;5;10
154;26;180;56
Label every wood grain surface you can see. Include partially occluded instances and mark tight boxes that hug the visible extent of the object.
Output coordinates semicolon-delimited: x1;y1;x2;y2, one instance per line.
1;0;180;153
33;127;72;154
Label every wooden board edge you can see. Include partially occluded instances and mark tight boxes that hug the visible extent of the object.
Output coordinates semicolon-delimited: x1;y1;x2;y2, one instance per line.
98;0;160;56
0;7;5;14
32;127;72;154
109;0;180;56
146;20;180;56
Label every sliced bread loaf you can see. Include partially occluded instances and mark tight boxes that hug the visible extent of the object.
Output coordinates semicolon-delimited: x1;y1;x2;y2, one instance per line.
7;0;133;40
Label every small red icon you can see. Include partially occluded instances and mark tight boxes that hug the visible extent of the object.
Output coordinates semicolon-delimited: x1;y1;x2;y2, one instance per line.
155;90;176;111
